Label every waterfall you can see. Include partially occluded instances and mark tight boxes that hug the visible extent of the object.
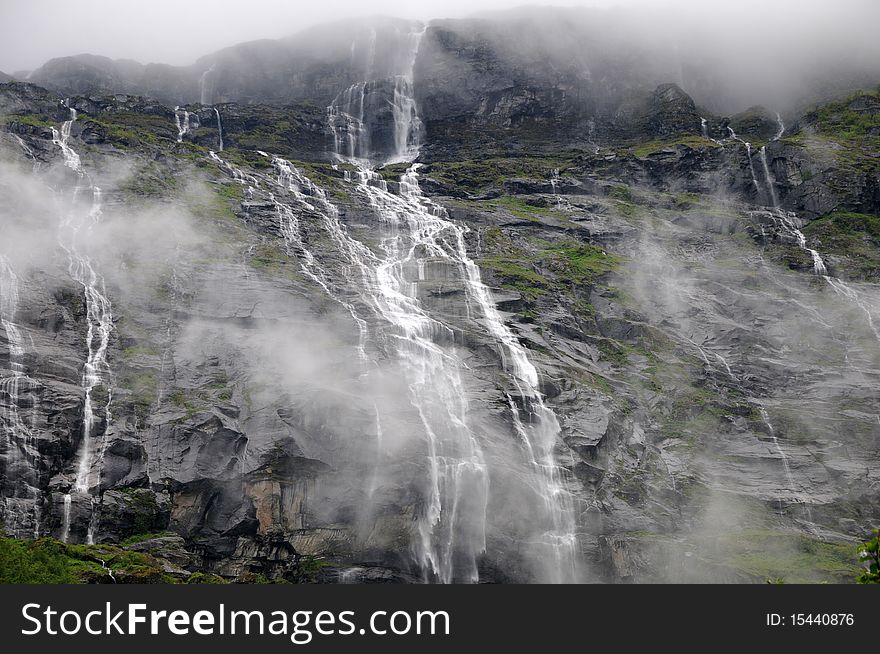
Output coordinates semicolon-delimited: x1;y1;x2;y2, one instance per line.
174;106;190;142
727;127;761;197
0;256;36;520
405;167;578;582
824;276;880;344
327;25;425;165
758;146;779;207
389;26;425;163
51;103;114;543
199;65;215;105
700;117;709;139
214;107;223;151
317;24;579;581
773;112;785;141
758;406;813;522
764;209;827;275
327;83;369;162
1;258;29;449
758;207;880;346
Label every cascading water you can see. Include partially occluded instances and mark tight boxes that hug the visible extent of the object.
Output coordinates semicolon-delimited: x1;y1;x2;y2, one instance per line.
174;106;190;143
327;26;425;165
700;117;709;139
320;23;578;582
773;112;785;141
755;186;880;348
0;255;41;537
214;107;223;152
765;209;827;275
824;275;880;344
199;65;215;105
758;146;779;208
727;127;761;197
51;103;114;543
758;405;813;522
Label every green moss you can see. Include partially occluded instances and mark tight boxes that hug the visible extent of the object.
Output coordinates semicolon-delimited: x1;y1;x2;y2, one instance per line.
630;135;721;158
117;488;161;536
169;389;201;421
76;112;171;148
809;89;880;141
296;556;333;582
120;370;159;420
479;258;549;297
0;538;85;583
728;530;861;583
489;195;565;222
0;537;166;584
424;156;573;193
801;89;880;175
250;243;292;272
122;344;160;360
0;113;55;129
215;183;244;200
543;242;619;286
186;572;228;584
118;162;180;199
802;211;880;279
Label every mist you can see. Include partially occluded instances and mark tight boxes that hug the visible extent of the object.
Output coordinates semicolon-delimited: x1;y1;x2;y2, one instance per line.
3;0;879;115
1;0;877;586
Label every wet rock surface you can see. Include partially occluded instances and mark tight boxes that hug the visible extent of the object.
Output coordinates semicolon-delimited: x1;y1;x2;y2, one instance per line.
0;19;879;583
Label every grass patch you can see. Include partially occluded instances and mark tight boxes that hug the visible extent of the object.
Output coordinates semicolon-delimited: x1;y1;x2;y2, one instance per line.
802;210;880;279
727;530;861;583
479;258;549;298
0;537;170;584
0;113;55;129
630;135;721;158
424;157;573;193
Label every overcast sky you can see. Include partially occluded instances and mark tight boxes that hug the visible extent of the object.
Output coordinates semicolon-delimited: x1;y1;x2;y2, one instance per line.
0;0;590;72
0;0;874;73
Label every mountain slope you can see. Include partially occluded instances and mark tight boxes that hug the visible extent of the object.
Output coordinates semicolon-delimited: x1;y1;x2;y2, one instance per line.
0;17;878;583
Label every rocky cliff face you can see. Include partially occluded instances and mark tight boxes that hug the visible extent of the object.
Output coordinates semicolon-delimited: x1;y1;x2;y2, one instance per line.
1;13;879;584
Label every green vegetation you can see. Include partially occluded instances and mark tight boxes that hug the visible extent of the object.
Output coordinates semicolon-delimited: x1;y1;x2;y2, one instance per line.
0;536;173;584
802;210;880;279
478;230;620;305
729;530;861;583
801;88;880;175
186;572;228;584
119;161;180;199
479;258;549;298
629;134;721;158
296;556;333;582
857;530;880;584
215;183;244;200
169;389;202;421
544;242;618;286
250;242;293;273
489;195;565;222
0;113;55;129
809;89;880;141
627;528;862;583
424;156;573;193
119;370;159;421
75;111;176;148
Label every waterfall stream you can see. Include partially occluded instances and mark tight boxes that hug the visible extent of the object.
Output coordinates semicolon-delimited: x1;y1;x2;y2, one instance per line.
319;24;578;582
51;103;114;543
